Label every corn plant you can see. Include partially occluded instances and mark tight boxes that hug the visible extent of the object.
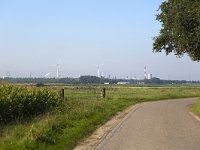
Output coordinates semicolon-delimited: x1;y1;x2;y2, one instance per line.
0;84;61;124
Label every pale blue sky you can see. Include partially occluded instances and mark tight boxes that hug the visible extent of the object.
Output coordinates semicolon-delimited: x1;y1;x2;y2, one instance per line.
0;0;200;80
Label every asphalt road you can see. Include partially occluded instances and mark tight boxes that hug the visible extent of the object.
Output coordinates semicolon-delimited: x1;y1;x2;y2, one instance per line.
97;98;200;150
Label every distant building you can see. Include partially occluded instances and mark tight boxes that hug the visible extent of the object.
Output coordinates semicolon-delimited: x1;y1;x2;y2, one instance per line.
147;74;152;80
117;82;130;85
104;82;110;85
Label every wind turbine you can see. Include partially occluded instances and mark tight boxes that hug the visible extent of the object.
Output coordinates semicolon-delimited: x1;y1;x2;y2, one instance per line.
52;59;61;78
95;64;103;78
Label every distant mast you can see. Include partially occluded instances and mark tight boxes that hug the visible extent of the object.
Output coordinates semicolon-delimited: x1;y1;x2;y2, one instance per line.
56;63;60;78
144;66;147;80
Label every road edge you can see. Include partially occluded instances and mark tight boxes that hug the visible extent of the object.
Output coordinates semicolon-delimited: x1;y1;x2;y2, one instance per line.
189;110;200;122
96;103;144;150
73;103;144;150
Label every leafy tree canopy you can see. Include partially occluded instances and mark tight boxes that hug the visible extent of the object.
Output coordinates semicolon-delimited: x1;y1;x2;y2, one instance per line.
153;0;200;61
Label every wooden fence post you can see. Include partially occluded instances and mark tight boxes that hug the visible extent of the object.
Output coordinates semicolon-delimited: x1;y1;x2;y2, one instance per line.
60;88;65;100
102;88;106;98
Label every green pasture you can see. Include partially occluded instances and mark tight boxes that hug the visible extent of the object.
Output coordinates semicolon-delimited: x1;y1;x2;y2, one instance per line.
1;85;200;150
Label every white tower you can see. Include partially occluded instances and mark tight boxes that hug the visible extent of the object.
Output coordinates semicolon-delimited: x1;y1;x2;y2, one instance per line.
95;64;103;78
97;66;100;77
56;63;60;78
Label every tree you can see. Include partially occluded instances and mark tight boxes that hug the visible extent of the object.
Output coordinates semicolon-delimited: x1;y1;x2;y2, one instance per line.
79;76;100;84
153;0;200;61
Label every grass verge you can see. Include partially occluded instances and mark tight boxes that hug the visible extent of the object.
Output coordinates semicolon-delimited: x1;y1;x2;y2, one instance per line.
190;98;200;117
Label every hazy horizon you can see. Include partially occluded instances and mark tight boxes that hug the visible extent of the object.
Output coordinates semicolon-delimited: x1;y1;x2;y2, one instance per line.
1;0;200;80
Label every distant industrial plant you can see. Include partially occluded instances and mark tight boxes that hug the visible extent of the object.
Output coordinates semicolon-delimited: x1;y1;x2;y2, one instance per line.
0;64;199;85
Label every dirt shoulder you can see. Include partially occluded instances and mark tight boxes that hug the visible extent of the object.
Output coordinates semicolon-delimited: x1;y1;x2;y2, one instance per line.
74;103;142;150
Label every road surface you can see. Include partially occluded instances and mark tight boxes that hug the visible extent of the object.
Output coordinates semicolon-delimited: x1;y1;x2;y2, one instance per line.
97;98;200;150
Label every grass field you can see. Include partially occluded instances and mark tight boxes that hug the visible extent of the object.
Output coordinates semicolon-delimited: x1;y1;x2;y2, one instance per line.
1;85;200;150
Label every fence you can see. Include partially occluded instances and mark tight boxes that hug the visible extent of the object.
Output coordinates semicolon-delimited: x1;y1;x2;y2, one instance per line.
60;86;107;100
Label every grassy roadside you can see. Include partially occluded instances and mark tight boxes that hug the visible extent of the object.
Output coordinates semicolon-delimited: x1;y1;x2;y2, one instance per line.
190;98;200;117
1;86;200;150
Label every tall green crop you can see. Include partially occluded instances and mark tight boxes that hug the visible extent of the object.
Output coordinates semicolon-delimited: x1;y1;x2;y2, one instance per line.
0;84;61;124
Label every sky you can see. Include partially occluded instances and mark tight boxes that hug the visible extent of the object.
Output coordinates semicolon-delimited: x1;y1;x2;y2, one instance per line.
0;0;200;80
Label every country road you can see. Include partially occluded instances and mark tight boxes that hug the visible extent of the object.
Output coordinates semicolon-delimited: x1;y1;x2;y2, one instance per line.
97;98;200;150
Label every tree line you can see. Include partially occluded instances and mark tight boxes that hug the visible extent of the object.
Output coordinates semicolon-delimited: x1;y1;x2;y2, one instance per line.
0;76;199;85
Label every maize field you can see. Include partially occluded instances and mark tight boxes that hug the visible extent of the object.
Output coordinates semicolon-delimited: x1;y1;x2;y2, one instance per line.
0;84;61;123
